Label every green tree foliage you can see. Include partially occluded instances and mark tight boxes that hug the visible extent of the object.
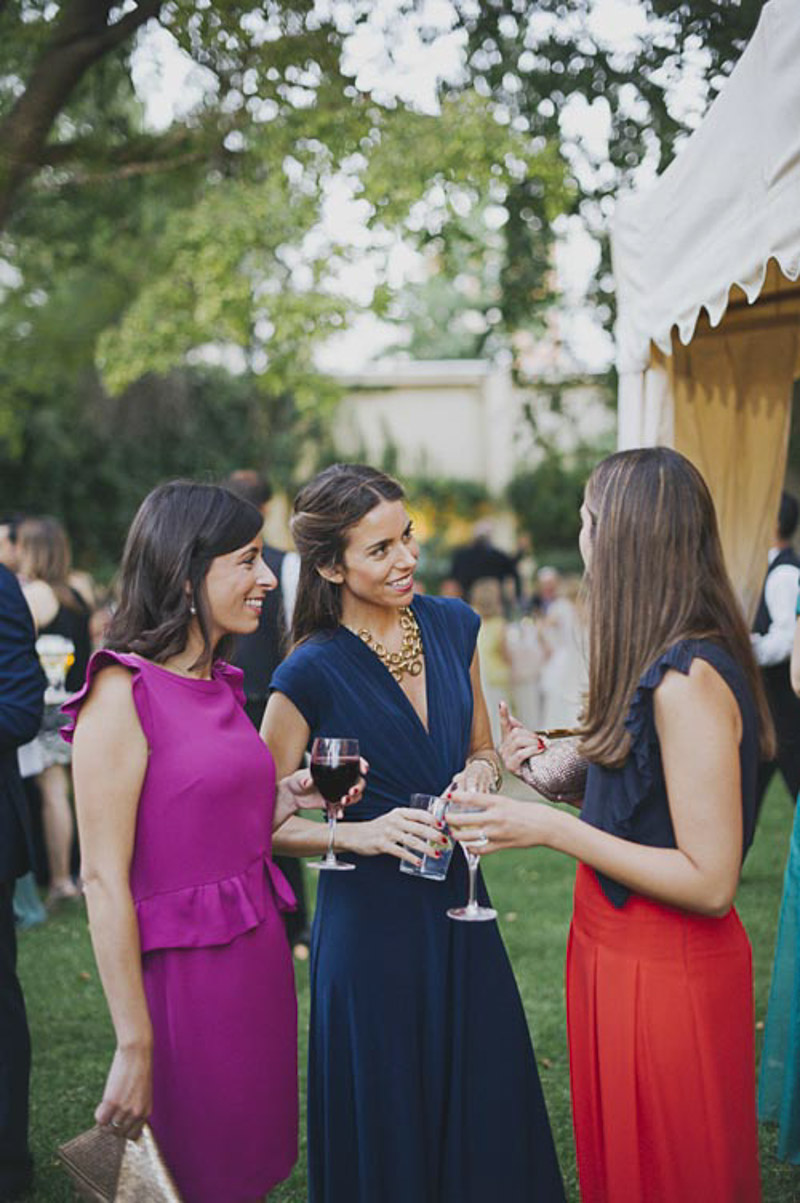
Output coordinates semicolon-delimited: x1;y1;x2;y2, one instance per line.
450;0;766;323
507;447;599;556
361;92;571;359
1;3;577;566
0;364;324;572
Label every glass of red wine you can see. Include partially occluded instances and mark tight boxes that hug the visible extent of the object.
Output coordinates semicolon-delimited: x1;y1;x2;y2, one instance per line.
308;737;360;872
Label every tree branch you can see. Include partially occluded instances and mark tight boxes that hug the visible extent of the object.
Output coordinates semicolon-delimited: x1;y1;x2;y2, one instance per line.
41;148;219;188
0;0;164;229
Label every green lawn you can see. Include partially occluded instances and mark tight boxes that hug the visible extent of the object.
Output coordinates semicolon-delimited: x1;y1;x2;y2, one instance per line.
17;779;800;1202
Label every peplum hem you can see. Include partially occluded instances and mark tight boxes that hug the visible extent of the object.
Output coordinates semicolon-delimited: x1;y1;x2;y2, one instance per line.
136;853;296;954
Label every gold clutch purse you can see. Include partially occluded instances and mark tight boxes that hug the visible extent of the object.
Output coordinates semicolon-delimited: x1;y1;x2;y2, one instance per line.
57;1123;183;1202
519;729;588;804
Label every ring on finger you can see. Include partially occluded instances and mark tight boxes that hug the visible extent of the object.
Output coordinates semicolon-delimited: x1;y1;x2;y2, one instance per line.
110;1119;123;1130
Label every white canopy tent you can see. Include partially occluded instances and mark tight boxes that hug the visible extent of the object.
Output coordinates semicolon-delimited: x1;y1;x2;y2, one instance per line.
612;0;800;619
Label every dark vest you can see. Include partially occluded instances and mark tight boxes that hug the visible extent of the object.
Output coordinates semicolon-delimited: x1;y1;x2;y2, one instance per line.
231;544;288;703
753;546;800;746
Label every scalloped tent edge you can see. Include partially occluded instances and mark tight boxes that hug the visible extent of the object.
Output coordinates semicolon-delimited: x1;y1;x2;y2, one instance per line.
611;0;800;620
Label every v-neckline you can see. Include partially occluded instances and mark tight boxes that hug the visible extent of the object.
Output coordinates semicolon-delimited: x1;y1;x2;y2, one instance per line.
341;601;433;739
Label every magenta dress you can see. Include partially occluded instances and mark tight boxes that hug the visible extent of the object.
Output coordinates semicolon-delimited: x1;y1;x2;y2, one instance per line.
63;650;298;1203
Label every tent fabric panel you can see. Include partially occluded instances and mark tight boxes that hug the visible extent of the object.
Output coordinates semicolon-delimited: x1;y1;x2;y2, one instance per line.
671;329;796;621
612;0;800;373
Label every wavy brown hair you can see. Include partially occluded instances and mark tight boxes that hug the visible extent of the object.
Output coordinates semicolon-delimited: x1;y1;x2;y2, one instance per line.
291;463;405;643
579;447;775;767
106;481;262;668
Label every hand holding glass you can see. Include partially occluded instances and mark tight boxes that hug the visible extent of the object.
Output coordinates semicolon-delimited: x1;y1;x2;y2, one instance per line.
446;801;497;922
399;795;454;880
308;738;360;872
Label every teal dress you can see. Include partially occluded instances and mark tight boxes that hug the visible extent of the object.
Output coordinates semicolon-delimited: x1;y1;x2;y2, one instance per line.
271;595;564;1203
758;595;800;1163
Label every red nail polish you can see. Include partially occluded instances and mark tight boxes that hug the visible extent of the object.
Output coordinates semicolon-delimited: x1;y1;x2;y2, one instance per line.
434;851;441;859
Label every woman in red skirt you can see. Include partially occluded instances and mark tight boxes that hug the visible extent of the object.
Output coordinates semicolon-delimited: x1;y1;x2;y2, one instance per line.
448;447;773;1203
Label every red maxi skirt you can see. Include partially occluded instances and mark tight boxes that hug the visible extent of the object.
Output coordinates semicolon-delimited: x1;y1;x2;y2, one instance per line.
566;863;761;1203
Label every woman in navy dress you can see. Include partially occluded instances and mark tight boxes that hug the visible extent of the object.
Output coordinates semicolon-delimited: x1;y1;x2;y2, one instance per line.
262;464;564;1203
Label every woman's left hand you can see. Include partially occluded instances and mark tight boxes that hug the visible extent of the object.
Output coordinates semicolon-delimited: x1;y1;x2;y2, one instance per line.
445;788;551;854
449;759;497;795
274;760;369;829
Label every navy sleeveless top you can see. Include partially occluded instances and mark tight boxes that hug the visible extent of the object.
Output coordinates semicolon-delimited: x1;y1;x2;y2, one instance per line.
580;638;760;907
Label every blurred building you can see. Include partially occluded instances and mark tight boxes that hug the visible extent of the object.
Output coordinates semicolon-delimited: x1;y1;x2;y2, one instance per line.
333;359;611;497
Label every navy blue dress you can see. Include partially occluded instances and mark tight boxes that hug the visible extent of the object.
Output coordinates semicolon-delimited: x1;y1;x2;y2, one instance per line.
271;595;564;1203
580;638;760;907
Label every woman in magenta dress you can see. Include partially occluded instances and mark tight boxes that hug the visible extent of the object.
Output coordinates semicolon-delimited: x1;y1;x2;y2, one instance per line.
64;482;360;1203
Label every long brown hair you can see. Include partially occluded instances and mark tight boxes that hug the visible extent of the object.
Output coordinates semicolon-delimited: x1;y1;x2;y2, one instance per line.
291;463;405;643
580;447;775;766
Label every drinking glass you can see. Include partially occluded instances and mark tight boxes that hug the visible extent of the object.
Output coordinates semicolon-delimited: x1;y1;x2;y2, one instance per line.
36;634;76;704
307;737;359;872
399;794;454;880
446;801;497;922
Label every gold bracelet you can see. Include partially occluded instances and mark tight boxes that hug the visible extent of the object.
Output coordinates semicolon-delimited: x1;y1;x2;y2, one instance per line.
466;753;503;793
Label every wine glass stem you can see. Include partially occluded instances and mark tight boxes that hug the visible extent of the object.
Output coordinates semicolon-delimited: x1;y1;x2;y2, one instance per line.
466;853;479;910
325;813;338;864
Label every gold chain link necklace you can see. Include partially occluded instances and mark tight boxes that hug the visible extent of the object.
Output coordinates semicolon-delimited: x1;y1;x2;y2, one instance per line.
348;606;423;682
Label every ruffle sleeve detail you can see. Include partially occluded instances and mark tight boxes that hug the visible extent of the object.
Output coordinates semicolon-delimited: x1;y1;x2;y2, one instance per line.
608;641;700;832
135;852;297;954
60;649;154;746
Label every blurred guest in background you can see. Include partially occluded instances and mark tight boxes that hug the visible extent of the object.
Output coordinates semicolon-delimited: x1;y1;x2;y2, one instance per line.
450;519;520;604
470;577;511;746
751;490;800;814
0;513;23;573
17;517;90;904
506;615;544;731
758;584;800;1163
223;469;309;955
537;567;585;728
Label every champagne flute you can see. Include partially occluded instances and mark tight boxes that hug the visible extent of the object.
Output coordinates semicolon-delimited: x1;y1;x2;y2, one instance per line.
446;801;497;922
307;737;360;872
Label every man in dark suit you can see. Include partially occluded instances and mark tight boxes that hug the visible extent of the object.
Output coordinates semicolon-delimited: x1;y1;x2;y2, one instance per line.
449;520;520;603
0;564;45;1199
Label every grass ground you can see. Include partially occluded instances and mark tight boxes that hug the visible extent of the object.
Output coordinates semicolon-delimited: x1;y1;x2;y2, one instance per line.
17;778;800;1202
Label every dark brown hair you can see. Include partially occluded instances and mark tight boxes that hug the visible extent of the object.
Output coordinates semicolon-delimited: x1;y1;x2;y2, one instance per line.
291;464;405;642
106;481;263;667
580;447;775;766
17;516;83;611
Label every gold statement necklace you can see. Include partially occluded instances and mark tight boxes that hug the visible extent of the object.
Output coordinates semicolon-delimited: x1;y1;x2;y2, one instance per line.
349;606;423;682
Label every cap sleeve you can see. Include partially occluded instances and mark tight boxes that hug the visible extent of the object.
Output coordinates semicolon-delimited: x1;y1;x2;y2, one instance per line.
270;642;321;731
60;649;154;747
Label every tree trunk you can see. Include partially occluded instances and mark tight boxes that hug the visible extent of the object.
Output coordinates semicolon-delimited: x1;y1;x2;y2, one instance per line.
0;0;163;229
